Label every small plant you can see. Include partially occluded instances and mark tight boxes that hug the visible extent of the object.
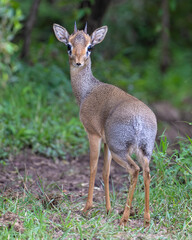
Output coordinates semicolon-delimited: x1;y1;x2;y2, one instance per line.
0;0;23;85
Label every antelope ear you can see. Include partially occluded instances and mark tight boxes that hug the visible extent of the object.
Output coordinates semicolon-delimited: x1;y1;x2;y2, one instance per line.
53;24;69;45
91;26;108;46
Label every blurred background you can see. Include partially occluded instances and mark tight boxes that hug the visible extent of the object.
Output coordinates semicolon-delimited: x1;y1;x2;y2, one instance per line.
0;0;192;159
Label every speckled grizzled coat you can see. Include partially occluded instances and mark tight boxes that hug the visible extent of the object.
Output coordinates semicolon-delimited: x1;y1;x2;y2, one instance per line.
53;23;157;227
70;58;157;160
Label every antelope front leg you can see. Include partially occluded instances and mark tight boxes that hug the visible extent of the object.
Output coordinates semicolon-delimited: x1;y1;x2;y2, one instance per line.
82;134;101;213
103;144;112;213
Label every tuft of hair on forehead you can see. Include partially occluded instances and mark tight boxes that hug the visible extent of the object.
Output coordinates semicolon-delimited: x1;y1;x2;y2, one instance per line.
69;30;91;46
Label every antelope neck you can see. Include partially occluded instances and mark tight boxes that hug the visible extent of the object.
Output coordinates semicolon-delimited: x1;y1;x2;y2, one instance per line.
70;58;101;106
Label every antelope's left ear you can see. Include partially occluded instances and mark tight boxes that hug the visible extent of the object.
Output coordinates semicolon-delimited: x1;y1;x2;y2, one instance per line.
53;24;69;45
91;26;108;46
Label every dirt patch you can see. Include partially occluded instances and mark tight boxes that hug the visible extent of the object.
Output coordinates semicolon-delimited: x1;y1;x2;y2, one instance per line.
0;211;25;233
0;149;127;201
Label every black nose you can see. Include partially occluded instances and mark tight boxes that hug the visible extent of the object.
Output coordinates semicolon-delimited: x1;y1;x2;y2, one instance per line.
76;62;81;66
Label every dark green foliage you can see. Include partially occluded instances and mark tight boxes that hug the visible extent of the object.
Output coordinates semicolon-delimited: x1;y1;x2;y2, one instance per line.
0;0;23;84
0;63;87;160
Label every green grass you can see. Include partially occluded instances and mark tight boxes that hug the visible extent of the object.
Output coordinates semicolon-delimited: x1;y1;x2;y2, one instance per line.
0;63;88;160
0;136;191;239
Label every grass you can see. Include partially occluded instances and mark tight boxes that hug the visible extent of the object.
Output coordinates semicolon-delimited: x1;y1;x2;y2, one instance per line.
0;63;88;161
0;136;191;239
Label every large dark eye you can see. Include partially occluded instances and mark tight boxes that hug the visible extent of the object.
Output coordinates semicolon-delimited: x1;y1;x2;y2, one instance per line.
87;45;92;52
67;44;72;55
67;44;71;51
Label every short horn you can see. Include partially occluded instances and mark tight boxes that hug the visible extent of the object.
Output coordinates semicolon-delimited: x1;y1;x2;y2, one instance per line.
74;21;77;33
84;22;87;34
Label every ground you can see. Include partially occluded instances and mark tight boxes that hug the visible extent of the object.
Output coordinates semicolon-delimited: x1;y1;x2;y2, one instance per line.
0;150;178;239
0;150;127;196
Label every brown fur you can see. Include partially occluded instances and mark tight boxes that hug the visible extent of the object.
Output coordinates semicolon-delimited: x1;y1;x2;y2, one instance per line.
69;31;91;65
53;23;157;227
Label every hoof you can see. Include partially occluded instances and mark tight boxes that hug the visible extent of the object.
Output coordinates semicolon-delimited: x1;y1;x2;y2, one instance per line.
82;209;88;216
82;205;92;215
119;217;128;226
106;208;111;215
144;220;150;228
144;212;150;228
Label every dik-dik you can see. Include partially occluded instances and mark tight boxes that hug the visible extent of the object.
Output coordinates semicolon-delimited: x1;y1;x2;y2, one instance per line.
53;22;157;227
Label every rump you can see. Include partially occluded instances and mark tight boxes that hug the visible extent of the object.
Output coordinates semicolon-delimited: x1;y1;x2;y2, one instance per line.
105;114;157;161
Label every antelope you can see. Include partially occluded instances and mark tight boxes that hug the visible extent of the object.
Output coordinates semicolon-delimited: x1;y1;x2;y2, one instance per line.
53;22;157;227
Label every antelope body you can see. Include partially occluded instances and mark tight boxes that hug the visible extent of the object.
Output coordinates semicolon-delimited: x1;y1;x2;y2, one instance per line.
53;23;157;226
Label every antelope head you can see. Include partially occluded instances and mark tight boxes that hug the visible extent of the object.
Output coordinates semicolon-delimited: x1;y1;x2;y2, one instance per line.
53;22;108;68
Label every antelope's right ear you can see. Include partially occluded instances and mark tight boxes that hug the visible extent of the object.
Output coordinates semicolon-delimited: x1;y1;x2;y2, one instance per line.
53;24;69;45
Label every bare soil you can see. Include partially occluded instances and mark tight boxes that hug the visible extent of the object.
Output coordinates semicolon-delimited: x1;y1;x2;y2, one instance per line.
0;149;127;204
0;211;25;233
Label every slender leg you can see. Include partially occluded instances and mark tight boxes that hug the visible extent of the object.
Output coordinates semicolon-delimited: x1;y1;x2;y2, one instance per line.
82;134;101;213
143;156;150;227
111;151;140;226
102;144;112;213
